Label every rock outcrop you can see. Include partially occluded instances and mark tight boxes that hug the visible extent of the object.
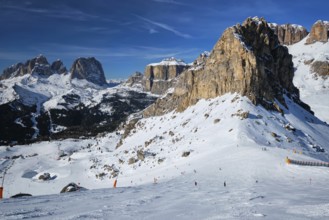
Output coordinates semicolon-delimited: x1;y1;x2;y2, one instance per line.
306;20;329;44
60;182;86;193
142;57;189;95
311;61;329;78
190;51;210;71
0;55;59;80
51;60;67;74
70;57;107;86
125;71;144;87
269;23;308;45
144;17;311;117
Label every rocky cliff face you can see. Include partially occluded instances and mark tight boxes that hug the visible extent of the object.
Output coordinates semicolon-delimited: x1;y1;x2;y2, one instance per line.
125;72;143;87
303;21;329;78
142;57;189;95
190;51;210;70
306;20;329;44
70;57;107;86
269;23;308;45
0;55;65;80
311;61;329;78
144;17;311;117
51;60;67;74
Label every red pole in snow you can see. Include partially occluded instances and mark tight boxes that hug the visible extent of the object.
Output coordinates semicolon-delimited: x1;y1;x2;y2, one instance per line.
0;186;3;199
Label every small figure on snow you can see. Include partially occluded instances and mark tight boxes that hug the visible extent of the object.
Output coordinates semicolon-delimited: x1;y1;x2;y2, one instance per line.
194;181;197;186
224;181;226;187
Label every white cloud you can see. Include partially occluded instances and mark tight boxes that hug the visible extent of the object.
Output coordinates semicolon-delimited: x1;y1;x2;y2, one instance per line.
149;28;159;34
136;15;192;39
0;4;99;21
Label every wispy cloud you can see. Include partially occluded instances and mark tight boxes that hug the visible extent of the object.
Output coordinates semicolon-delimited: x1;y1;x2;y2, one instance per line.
136;15;192;39
28;43;199;61
0;4;100;21
149;28;159;34
74;27;120;35
0;51;36;62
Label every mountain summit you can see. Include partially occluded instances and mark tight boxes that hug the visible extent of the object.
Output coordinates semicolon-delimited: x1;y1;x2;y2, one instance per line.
306;20;329;44
0;55;66;80
144;17;311;117
70;57;107;86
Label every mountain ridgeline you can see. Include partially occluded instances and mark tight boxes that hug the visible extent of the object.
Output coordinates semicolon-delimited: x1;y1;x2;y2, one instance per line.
1;17;329;145
0;56;157;145
143;17;313;117
1;56;107;86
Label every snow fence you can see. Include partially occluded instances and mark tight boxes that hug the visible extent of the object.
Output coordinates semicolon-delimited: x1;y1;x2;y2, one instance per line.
285;157;329;167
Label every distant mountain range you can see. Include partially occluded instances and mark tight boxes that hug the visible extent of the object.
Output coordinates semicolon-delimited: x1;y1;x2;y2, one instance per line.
0;17;328;146
1;18;329;211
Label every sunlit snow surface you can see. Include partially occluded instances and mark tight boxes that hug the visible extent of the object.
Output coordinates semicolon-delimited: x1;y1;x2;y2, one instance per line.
289;37;329;123
1;93;329;219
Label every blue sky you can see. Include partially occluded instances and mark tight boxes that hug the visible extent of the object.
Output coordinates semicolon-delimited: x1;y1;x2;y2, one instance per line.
0;0;328;79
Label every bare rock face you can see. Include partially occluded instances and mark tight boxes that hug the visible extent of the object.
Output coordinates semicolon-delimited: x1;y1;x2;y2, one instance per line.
311;61;329;78
0;55;55;80
125;71;143;87
0;63;25;80
306;20;329;44
269;23;308;45
144;17;311;117
192;51;210;66
51;60;67;74
142;57;189;95
70;57;107;86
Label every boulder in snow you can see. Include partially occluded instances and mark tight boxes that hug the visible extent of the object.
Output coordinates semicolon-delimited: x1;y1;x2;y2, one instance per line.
60;182;86;193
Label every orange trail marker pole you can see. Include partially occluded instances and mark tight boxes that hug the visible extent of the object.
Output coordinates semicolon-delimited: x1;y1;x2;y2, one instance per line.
0;187;3;199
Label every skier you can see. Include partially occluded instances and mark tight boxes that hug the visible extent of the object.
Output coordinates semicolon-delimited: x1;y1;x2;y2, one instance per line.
224;181;226;187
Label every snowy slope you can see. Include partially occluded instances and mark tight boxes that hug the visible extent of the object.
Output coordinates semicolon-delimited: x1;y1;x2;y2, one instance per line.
289;37;329;123
0;72;157;144
0;72;125;109
1;93;329;218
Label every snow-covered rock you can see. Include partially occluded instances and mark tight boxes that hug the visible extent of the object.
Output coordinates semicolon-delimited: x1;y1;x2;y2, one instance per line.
0;71;157;145
269;22;308;45
143;57;190;95
289;37;329;123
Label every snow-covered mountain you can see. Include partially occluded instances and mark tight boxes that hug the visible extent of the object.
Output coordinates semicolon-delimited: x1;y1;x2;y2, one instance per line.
1;92;329;219
0;56;157;145
1;17;329;219
289;20;329;123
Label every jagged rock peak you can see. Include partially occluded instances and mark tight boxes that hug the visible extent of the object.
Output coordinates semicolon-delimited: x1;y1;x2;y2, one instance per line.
306;20;329;44
125;71;144;87
70;57;107;86
0;55;60;80
143;17;312;117
268;23;308;45
192;51;210;66
51;59;67;74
